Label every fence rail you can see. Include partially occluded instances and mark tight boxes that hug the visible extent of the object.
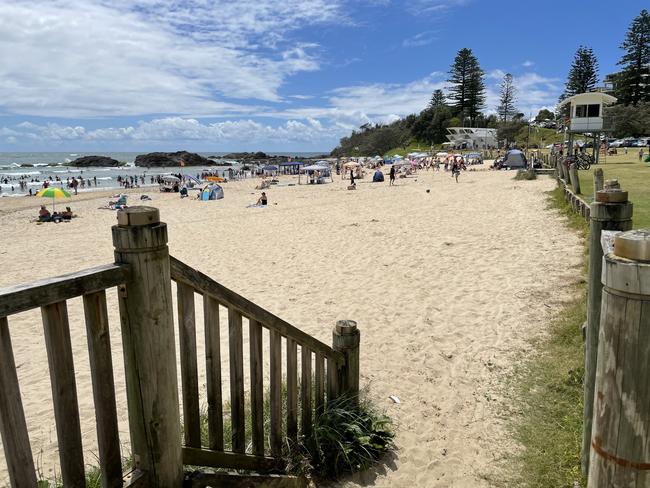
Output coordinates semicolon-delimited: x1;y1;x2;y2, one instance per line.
169;256;355;468
0;265;129;487
0;206;360;487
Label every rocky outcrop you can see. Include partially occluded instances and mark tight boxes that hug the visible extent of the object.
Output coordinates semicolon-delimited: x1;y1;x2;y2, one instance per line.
134;151;214;167
69;156;123;167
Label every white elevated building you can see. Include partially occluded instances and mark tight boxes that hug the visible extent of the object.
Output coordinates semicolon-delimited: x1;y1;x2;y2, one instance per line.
444;127;497;149
558;92;617;133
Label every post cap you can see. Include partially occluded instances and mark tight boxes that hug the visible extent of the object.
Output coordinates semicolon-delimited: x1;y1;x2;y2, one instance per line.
604;179;620;189
335;320;358;334
595;189;628;203
117;206;160;227
614;229;650;262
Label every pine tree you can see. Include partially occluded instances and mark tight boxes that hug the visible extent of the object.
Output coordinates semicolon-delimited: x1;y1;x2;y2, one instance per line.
428;89;447;109
616;9;650;105
447;48;486;123
496;73;517;121
562;46;599;99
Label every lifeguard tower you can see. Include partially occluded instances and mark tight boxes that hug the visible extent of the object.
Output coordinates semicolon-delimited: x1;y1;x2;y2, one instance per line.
558;91;617;164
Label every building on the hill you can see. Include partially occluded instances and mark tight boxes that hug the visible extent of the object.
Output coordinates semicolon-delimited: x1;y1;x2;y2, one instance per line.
444;127;497;150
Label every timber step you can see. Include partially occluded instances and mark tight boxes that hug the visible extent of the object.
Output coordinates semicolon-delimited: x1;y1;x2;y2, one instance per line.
185;471;307;488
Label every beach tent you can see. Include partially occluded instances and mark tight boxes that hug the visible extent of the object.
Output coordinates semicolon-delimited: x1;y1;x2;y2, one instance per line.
200;184;224;201
262;165;278;175
372;169;385;182
501;150;527;169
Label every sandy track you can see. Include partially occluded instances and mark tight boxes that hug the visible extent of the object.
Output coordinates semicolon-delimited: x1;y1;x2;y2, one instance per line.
0;168;581;486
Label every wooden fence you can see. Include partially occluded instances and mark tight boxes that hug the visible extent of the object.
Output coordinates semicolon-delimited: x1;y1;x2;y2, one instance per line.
0;206;360;487
554;165;650;485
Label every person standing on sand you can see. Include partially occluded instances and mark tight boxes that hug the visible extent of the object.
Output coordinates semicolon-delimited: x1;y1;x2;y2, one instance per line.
350;168;355;187
640;149;644;162
451;158;461;183
389;165;395;186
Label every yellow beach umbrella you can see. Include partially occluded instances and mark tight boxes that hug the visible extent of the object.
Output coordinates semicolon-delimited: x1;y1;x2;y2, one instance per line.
36;187;71;212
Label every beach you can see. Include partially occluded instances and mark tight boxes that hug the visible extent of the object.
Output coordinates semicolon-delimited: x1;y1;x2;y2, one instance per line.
0;167;582;486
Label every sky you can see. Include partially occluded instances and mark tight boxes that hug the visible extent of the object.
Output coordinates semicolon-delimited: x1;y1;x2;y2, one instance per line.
0;0;646;153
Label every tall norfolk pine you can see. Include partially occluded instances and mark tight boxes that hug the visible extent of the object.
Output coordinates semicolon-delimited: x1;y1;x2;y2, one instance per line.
562;45;599;99
447;48;486;122
497;73;518;122
615;9;650;105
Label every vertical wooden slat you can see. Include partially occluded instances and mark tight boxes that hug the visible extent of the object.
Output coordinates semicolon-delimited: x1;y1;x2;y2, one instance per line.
301;346;312;439
204;295;223;451
327;356;339;402
0;317;37;488
177;282;201;448
228;307;245;453
269;329;282;457
41;301;85;487
83;291;122;487
315;353;325;414
286;338;298;443
249;319;264;456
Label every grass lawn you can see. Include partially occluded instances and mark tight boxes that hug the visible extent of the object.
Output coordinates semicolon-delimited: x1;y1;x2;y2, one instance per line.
566;152;650;227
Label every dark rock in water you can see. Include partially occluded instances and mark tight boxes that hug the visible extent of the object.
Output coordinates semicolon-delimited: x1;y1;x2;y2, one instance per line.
20;164;34;167
69;156;123;167
135;151;215;167
220;151;270;161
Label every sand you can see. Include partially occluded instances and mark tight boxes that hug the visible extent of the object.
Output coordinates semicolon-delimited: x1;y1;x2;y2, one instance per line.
0;167;582;487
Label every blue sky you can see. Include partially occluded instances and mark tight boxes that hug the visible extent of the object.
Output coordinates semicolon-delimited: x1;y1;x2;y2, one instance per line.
0;0;645;152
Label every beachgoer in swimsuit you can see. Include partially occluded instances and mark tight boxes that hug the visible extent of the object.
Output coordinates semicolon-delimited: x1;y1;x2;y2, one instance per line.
257;192;268;205
389;165;395;186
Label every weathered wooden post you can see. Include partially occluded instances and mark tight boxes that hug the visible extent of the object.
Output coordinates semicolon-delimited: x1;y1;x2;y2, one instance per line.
332;320;360;402
588;229;650;487
569;162;581;194
582;184;633;475
112;207;183;486
593;168;604;201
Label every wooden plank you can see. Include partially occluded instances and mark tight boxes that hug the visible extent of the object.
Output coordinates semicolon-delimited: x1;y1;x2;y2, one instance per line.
228;307;245;453
249;319;264;456
204;295;224;451
287;338;298;443
187;472;305;488
83;291;122;488
0;263;130;317
300;346;312;439
41;301;85;487
170;256;343;364
182;446;281;472
326;356;339;402
177;282;201;448
269;329;282;457
0;317;37;488
315;353;325;414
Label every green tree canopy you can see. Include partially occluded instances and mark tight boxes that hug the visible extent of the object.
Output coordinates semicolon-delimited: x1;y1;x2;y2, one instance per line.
496;73;518;121
447;48;486;122
562;45;599;99
616;9;650;105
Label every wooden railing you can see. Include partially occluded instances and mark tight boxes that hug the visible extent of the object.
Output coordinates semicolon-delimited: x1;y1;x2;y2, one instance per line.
169;257;357;472
0;206;361;487
0;264;132;488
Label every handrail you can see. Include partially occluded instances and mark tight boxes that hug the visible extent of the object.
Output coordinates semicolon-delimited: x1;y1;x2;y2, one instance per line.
0;264;131;317
169;256;344;364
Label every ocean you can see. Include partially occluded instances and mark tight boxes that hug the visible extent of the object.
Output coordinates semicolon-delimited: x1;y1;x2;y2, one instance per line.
0;151;325;197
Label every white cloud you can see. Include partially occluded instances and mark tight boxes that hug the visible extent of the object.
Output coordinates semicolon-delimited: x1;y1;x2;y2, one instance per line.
406;0;470;15
0;0;343;118
402;31;438;48
522;60;535;67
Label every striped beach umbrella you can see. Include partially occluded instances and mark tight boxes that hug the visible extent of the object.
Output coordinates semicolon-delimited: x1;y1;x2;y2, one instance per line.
36;187;71;212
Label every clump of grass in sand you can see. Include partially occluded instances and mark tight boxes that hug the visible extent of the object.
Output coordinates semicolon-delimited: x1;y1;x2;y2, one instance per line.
513;168;537;180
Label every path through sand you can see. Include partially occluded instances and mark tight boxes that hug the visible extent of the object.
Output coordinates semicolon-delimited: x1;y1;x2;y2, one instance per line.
0;168;581;486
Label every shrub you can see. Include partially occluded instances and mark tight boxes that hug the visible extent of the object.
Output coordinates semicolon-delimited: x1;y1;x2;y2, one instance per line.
514;169;537;180
305;393;394;480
